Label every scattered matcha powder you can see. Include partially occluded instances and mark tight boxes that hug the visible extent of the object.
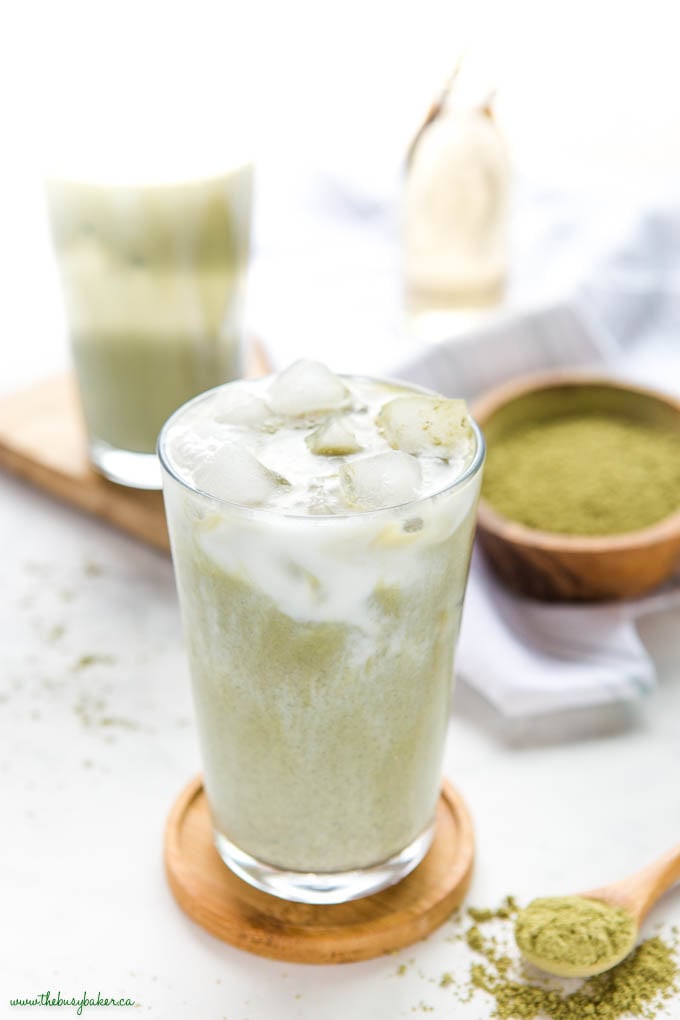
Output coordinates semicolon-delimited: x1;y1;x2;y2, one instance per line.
72;653;116;671
99;715;140;731
73;692;139;733
466;924;513;976
471;937;678;1019
467;925;485;953
469;896;519;923
440;896;679;1020
469;907;499;923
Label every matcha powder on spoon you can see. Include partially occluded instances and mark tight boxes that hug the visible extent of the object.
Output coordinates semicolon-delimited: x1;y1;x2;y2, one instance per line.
514;896;637;974
441;897;679;1019
482;415;680;535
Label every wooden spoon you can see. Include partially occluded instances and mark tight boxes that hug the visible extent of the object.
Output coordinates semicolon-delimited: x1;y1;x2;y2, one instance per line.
517;843;680;977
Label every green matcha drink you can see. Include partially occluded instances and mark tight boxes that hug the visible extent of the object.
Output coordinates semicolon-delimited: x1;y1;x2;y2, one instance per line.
159;360;484;903
46;165;252;488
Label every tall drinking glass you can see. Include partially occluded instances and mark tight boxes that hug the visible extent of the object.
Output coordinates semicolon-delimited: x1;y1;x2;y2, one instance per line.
159;374;484;903
46;165;253;489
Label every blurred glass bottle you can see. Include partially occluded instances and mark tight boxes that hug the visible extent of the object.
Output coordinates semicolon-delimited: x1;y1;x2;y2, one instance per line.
402;69;510;340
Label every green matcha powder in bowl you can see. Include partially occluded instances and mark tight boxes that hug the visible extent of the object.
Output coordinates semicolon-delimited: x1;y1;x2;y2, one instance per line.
482;415;680;536
472;375;680;600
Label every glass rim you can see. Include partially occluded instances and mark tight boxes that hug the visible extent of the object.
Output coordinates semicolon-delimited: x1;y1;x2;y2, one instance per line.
44;157;254;190
157;373;486;523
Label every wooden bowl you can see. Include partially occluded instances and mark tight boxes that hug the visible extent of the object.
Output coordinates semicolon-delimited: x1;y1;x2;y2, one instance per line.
471;371;680;601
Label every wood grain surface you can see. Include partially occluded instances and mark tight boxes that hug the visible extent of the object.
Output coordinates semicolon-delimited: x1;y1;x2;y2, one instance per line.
0;339;271;552
164;776;475;964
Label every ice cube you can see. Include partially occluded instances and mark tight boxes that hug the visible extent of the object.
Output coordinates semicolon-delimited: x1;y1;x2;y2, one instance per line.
193;442;288;506
340;451;421;510
268;360;350;417
167;422;223;474
214;386;271;426
306;417;363;456
376;396;474;460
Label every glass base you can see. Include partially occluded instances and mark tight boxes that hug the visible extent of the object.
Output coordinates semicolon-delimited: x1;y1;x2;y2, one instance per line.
90;438;162;490
214;823;435;905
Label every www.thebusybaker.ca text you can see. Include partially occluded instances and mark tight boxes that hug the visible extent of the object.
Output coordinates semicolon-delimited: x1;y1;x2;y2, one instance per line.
9;990;135;1015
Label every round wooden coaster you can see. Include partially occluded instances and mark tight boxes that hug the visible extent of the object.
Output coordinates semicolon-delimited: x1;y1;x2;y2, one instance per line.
164;776;475;964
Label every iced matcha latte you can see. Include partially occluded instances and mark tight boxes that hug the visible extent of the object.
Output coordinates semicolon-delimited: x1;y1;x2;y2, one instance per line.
46;165;252;488
160;360;484;903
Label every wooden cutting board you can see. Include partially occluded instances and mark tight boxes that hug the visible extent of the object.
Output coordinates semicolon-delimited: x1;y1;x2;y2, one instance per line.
0;339;271;552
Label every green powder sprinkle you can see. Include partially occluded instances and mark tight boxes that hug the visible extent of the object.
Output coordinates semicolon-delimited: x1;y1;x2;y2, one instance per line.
469;897;520;924
469;907;497;923
73;653;116;671
466;923;513;976
447;898;679;1020
471;937;678;1019
482;415;680;535
466;925;485;953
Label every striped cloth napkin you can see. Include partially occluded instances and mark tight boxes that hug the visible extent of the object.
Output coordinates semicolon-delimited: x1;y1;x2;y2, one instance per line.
395;301;680;724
